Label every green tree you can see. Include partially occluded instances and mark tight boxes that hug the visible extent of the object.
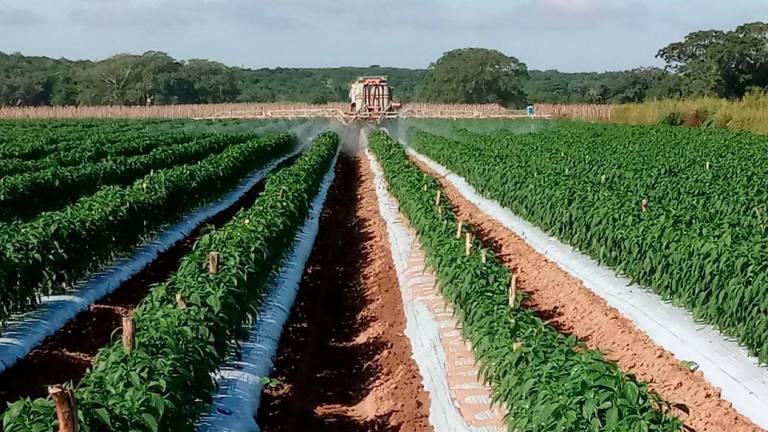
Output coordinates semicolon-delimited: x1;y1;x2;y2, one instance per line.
50;74;79;106
77;51;187;105
418;48;529;107
657;30;726;97
130;51;187;104
0;52;61;106
182;59;240;103
657;22;768;98
721;22;768;97
77;53;144;105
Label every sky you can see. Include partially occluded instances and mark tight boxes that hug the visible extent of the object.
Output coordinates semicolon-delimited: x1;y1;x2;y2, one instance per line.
1;0;766;72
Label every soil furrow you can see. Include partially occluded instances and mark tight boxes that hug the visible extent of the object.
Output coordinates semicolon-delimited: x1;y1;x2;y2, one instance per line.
257;154;432;432
409;155;762;432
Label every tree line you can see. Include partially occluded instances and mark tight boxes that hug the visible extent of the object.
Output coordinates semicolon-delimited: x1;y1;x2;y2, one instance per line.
418;22;768;107
1;21;766;108
0;51;425;107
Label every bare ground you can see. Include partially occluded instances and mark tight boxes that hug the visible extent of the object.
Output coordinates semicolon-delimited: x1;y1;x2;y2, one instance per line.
257;154;432;432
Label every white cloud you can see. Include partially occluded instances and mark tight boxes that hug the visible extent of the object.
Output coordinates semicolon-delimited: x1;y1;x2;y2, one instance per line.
67;0;305;30
503;0;654;31
536;0;605;15
2;0;767;71
0;2;45;26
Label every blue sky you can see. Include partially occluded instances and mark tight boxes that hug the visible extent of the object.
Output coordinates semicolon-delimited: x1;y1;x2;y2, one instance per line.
0;0;766;72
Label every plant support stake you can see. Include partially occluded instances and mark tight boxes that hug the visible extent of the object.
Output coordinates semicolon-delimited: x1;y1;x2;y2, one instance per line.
465;232;473;256
176;293;187;309
509;274;518;309
209;251;221;274
456;220;463;239
122;313;135;353
48;385;78;432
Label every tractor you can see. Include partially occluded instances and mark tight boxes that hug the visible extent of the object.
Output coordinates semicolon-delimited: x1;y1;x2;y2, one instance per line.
347;76;402;121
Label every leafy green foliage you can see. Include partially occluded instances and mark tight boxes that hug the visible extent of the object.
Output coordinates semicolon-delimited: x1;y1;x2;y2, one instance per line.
410;120;768;364
0;50;425;106
418;48;529;108
369;131;680;432
0;119;170;160
2;132;339;432
0;119;296;161
0;48;670;106
0;133;295;324
0;127;194;178
525;69;671;104
0;131;259;222
657;22;768;98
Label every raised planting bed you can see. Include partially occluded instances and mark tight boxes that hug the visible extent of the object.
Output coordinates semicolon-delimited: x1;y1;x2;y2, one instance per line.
368;130;680;432
2;132;339;432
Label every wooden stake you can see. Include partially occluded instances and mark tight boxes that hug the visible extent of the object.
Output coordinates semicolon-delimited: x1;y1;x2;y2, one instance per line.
465;232;473;256
481;249;487;264
122;313;135;353
208;252;220;274
435;190;441;206
640;198;649;213
48;385;78;432
455;220;463;239
509;274;518;309
175;293;187;310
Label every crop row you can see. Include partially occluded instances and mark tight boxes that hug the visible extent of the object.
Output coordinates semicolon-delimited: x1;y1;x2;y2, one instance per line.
0;130;196;178
0;120;169;160
0;119;295;162
409;121;768;363
0;132;259;222
0;133;295;324
368;131;679;432
2;131;339;432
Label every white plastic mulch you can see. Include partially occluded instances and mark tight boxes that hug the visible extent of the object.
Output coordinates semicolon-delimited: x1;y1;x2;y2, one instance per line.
407;147;768;430
196;151;338;432
0;149;300;375
367;150;506;432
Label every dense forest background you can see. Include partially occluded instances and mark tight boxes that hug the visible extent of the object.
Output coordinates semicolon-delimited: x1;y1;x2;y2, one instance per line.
0;51;663;106
0;52;425;107
0;51;670;107
2;21;766;107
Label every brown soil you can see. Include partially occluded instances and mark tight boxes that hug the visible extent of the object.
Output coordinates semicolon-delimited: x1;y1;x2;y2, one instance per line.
410;156;763;432
257;154;432;432
0;156;300;408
